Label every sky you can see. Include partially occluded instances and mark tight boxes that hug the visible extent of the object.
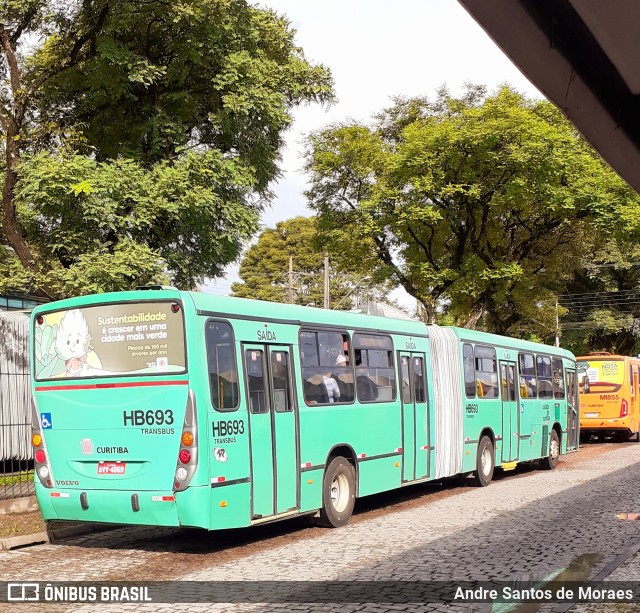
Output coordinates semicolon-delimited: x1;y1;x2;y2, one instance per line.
202;0;544;309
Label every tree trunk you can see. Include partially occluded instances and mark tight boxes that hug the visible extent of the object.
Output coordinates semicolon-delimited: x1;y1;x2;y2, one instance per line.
417;298;437;323
0;28;53;298
463;309;484;330
3;124;31;267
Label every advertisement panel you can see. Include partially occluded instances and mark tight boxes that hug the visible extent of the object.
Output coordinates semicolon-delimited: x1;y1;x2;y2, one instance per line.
34;302;186;380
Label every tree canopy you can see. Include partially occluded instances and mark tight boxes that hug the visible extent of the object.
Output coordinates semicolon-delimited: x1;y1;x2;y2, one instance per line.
304;85;640;341
230;216;391;309
0;0;334;298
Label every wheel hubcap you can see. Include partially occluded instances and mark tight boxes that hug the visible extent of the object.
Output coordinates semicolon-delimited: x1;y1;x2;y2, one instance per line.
481;447;492;476
330;472;349;513
550;438;559;461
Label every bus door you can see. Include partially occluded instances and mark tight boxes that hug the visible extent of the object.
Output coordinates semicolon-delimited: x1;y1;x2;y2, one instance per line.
500;361;519;462
565;368;579;450
399;352;430;482
243;344;298;518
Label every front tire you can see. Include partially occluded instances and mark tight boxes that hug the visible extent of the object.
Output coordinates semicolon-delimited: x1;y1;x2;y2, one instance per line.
540;429;560;470
473;436;494;487
317;456;356;528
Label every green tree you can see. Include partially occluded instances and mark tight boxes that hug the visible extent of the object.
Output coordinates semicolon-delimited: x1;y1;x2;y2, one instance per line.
0;0;334;297
304;85;640;337
230;216;391;309
559;236;640;355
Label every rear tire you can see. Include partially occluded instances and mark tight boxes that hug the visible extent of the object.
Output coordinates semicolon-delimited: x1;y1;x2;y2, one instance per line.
540;429;560;470
472;436;494;487
579;431;590;445
317;456;356;528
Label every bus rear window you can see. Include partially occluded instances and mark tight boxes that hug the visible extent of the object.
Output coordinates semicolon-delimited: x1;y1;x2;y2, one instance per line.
34;301;186;380
578;360;625;387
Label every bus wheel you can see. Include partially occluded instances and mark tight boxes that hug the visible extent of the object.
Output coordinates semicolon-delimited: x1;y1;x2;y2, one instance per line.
317;456;356;528
472;436;494;487
614;431;629;443
540;429;560;470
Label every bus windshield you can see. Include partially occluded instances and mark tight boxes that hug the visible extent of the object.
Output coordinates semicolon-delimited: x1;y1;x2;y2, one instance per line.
34;301;186;380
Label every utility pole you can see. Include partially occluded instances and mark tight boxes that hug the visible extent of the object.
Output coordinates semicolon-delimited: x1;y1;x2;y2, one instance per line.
555;298;560;347
288;256;294;304
323;253;330;309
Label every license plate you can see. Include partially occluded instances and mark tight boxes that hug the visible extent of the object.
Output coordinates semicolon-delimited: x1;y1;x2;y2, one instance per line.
97;462;126;475
585;412;599;418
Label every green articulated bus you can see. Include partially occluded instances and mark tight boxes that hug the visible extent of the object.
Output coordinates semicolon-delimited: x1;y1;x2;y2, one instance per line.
30;287;579;530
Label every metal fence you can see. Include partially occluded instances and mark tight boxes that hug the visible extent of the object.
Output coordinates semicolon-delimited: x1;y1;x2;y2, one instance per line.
0;311;34;500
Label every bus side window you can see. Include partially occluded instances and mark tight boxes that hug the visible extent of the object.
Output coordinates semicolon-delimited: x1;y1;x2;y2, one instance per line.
518;353;537;399
245;350;269;414
300;330;354;405
565;370;576;406
475;345;497;399
206;320;239;411
353;333;396;403
413;357;426;403
552;357;565;399
537;355;553;399
463;343;476;398
271;351;292;413
631;364;635;398
400;356;412;403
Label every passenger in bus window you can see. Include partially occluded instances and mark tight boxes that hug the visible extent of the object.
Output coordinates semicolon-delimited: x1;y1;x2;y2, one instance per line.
333;355;355;401
357;375;379;401
322;368;341;403
303;372;328;404
519;377;529;398
520;376;536;398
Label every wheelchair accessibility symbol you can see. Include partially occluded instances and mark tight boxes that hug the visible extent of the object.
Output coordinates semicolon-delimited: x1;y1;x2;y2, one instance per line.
40;413;52;429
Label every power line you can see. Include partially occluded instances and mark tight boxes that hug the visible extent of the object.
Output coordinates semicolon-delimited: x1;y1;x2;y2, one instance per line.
557;289;640;299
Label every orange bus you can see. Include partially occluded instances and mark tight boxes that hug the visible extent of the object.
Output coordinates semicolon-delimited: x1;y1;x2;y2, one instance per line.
577;352;640;442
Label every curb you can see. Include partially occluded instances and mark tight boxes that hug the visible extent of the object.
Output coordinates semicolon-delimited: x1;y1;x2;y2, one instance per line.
0;531;48;550
0;522;120;551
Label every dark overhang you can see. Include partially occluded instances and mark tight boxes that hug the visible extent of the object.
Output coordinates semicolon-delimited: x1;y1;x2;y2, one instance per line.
458;0;640;193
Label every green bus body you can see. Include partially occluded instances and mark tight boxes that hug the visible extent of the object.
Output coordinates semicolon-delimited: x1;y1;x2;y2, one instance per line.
30;289;579;530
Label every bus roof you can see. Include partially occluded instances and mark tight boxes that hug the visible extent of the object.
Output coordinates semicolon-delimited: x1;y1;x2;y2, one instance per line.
31;288;574;359
447;326;575;361
576;354;639;362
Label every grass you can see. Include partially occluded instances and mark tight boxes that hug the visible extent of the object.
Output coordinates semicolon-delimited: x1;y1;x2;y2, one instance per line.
0;470;34;486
